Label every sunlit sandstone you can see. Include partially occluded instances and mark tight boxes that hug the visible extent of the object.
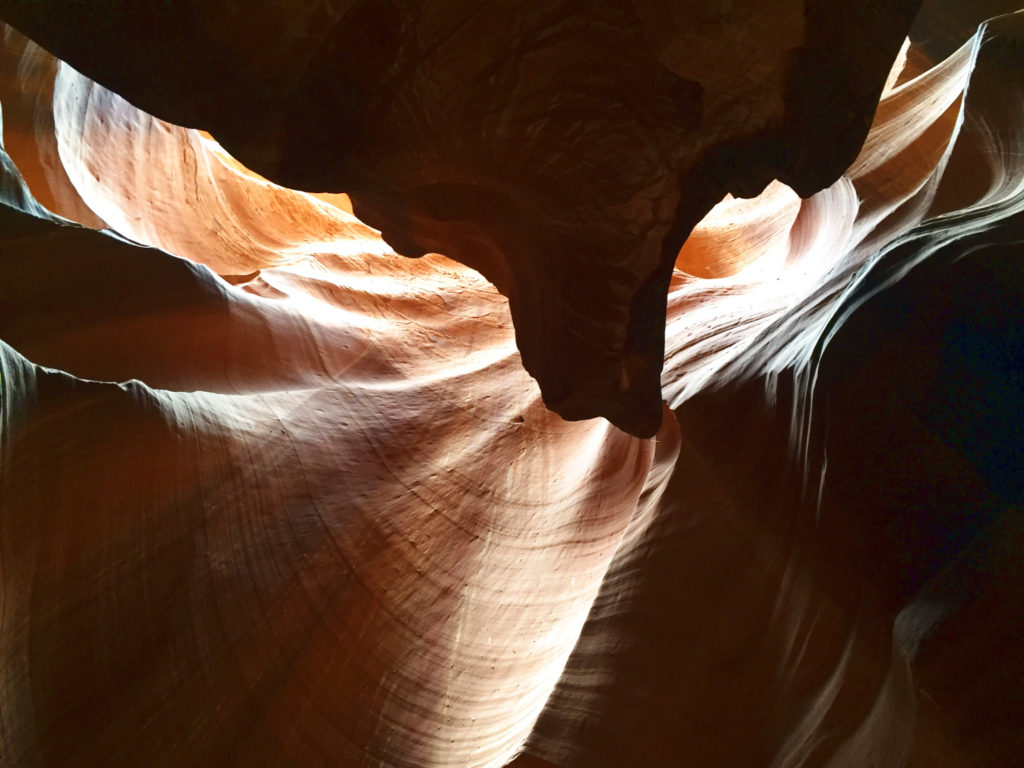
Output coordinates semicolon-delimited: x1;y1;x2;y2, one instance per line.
1;4;1023;768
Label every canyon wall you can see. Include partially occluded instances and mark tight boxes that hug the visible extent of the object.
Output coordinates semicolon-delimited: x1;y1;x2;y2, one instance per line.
1;3;1022;767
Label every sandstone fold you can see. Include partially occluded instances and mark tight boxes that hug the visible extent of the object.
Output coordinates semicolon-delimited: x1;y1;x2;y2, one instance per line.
1;5;1023;768
0;0;921;435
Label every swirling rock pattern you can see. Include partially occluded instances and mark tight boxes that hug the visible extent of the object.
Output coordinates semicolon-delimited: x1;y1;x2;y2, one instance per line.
1;62;681;768
1;4;1023;768
0;0;921;435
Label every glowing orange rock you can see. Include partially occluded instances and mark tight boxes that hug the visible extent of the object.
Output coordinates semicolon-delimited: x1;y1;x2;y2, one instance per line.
1;6;1023;768
0;0;921;435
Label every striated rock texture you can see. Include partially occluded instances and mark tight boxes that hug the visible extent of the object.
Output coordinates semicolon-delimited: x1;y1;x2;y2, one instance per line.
1;3;1023;768
0;0;921;435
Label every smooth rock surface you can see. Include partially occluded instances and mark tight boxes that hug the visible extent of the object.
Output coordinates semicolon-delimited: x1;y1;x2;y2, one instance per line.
1;5;1023;768
0;0;921;435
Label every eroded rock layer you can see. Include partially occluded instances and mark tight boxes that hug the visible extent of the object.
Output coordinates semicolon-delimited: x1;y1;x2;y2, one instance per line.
0;0;921;435
1;4;1023;768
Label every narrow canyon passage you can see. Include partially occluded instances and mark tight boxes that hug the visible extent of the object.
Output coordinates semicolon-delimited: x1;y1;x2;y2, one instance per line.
1;3;1022;767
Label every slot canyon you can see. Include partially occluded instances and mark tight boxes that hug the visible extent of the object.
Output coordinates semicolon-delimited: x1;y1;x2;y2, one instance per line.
0;1;1022;766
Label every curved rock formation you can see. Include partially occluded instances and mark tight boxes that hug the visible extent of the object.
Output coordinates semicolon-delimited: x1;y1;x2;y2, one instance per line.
0;0;921;435
532;13;1024;766
1;78;680;768
1;3;1023;768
